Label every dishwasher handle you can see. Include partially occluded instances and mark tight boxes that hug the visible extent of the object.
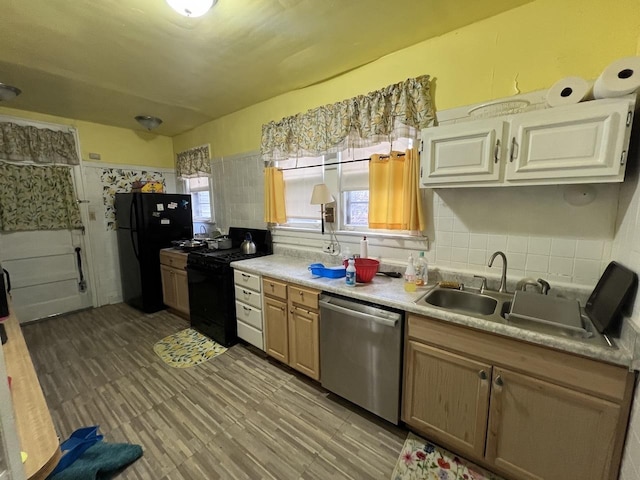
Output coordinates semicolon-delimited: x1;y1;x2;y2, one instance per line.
320;298;399;327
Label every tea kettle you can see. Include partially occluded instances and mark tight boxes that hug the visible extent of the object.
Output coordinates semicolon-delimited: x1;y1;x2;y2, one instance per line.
241;232;257;254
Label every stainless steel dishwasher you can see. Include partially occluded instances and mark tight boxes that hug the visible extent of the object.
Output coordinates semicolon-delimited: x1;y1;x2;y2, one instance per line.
319;294;403;424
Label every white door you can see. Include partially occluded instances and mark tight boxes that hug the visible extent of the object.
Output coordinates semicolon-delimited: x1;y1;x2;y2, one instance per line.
0;229;93;323
0;162;95;324
420;118;507;187
505;98;634;184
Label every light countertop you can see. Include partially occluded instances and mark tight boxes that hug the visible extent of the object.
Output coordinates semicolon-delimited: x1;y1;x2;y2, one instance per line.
231;254;634;368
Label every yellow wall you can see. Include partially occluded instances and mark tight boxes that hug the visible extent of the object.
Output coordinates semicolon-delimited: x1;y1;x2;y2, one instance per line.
0;106;174;168
173;0;640;158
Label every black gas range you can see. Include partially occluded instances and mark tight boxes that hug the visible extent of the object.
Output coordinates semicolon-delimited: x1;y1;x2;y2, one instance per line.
186;227;272;347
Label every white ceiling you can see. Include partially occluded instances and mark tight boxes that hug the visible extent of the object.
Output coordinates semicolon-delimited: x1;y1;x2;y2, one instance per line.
0;0;528;136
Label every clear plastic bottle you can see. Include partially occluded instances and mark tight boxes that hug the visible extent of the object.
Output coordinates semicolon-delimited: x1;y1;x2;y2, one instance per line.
415;251;428;286
346;258;357;287
404;254;417;292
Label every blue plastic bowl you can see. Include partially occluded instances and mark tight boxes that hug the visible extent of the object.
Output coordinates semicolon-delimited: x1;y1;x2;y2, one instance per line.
308;263;346;278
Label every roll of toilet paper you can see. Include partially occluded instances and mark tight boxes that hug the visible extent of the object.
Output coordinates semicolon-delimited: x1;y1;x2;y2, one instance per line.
593;56;640;99
546;76;590;107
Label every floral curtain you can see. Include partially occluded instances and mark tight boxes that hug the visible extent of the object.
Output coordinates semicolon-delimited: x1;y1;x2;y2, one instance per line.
261;75;434;161
176;144;211;178
0;122;80;165
0;162;83;232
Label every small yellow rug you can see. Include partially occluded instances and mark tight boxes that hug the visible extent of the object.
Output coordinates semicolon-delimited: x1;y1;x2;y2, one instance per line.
153;328;227;368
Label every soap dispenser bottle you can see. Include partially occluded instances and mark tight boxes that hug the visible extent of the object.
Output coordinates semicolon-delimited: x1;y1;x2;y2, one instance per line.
404;254;417;292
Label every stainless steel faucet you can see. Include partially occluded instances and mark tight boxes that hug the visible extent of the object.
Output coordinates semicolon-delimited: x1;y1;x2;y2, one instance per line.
488;251;508;293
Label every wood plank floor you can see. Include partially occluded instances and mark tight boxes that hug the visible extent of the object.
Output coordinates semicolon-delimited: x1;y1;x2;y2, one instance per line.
22;303;407;479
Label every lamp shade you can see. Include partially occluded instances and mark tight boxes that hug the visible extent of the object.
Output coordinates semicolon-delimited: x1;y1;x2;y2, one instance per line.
310;183;334;205
135;115;163;130
0;83;21;102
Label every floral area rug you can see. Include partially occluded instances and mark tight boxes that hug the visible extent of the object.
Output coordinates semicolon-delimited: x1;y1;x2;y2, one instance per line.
391;433;504;480
153;328;227;368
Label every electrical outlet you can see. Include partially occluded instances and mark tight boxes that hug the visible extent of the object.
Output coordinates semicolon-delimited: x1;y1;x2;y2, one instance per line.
322;241;334;254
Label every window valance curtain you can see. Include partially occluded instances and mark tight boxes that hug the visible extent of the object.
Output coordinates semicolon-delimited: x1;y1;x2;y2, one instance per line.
260;75;434;161
0;122;79;165
0;162;83;232
176;144;211;178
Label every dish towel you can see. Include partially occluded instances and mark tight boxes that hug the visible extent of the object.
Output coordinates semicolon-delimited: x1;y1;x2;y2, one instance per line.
48;442;143;480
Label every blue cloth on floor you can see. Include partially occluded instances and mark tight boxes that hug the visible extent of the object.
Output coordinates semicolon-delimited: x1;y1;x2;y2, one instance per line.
48;442;143;480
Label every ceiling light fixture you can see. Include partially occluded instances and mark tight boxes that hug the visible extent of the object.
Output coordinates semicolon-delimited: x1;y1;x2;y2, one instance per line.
0;83;22;102
166;0;217;17
135;115;163;131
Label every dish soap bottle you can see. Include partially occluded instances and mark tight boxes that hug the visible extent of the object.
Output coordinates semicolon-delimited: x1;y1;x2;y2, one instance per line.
346;258;357;287
415;251;428;286
404;254;417;292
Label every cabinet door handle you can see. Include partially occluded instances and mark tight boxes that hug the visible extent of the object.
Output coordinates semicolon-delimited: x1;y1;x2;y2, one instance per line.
478;370;487;380
241;273;250;280
243;306;251;312
495;375;503;387
509;137;517;162
243;289;251;296
493;139;500;164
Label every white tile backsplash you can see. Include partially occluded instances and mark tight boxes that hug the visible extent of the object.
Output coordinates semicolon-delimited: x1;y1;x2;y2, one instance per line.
528;236;551;255
429;189;613;287
452;232;470;248
507;235;529;254
575;239;604;260
550;238;577;258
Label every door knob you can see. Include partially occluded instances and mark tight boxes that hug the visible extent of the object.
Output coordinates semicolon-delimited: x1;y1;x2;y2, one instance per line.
495;375;503;387
478;370;487;380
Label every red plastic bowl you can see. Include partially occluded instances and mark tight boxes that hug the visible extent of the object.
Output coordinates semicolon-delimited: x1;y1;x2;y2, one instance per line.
343;258;380;283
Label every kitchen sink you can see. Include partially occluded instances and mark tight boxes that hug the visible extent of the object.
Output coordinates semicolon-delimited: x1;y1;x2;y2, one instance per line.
422;288;498;316
415;285;614;348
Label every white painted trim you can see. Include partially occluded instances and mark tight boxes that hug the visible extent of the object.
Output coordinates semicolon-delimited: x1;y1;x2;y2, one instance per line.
82;161;176;173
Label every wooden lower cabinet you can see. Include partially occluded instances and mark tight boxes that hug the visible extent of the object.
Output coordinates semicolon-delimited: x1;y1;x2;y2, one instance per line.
160;250;189;316
486;367;620;480
403;314;635;480
263;277;320;380
264;296;289;363
288;305;319;379
403;341;491;459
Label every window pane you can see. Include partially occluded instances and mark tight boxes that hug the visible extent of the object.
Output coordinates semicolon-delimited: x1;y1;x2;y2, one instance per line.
345;190;369;226
188;177;209;191
278;155;324;222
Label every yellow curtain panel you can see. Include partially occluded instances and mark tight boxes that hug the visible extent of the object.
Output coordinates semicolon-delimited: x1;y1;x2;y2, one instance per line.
368;148;425;231
264;166;287;224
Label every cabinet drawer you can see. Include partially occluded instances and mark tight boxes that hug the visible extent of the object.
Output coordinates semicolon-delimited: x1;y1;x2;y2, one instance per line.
235;301;262;330
234;285;262;310
263;277;287;301
237;321;264;350
160;250;187;270
288;284;320;310
234;270;261;292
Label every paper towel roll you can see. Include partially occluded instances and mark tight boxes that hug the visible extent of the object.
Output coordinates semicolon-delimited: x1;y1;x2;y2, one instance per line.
593;56;640;99
546;76;590;107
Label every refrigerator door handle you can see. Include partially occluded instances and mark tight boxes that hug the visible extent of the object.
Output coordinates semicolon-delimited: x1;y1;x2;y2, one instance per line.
130;198;140;261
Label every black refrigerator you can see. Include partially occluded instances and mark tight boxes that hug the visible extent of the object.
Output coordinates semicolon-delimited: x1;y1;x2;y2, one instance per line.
115;193;193;313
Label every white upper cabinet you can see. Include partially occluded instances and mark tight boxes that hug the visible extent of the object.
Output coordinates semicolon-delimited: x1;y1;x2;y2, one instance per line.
420;118;507;186
420;96;635;188
505;99;633;184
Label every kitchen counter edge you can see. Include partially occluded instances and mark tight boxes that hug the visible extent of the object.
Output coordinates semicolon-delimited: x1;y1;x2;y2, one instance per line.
231;255;634;369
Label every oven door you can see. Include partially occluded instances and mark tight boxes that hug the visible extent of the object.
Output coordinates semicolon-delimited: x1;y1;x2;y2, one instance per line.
186;263;237;347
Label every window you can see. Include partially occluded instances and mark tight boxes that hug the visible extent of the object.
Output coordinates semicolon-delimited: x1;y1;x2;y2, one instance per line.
277;135;416;233
184;176;212;222
277;155;325;229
